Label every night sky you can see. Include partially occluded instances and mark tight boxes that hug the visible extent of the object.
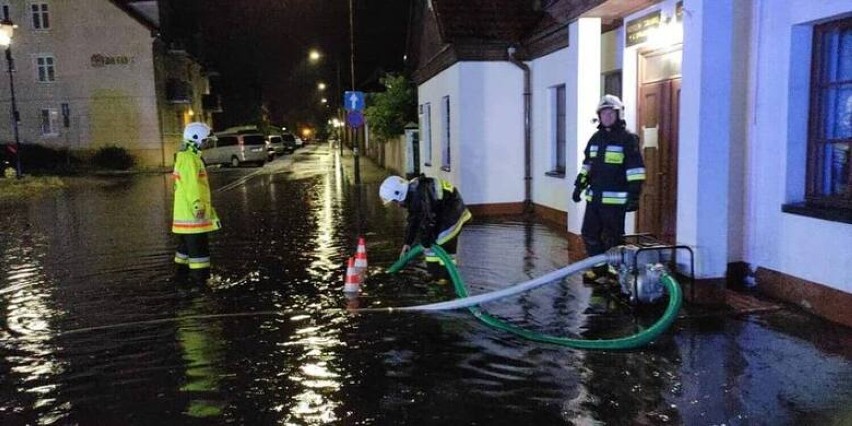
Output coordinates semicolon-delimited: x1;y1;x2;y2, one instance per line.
162;0;412;131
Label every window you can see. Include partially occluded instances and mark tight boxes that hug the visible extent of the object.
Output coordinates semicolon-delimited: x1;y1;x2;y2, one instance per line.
808;18;852;210
30;3;49;30
40;108;58;136
441;95;450;171
420;103;432;166
218;136;237;147
35;55;55;82
2;5;10;21
548;84;566;176
602;70;622;99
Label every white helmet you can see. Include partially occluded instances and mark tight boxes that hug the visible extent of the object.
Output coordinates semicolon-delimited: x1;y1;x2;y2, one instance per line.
183;122;211;146
379;175;409;205
596;94;624;114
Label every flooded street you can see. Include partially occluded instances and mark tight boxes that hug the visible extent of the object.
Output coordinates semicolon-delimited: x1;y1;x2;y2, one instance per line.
1;144;851;425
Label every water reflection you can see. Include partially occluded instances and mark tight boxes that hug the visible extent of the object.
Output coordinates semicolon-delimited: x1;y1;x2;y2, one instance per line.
0;146;850;424
177;296;226;418
0;225;65;424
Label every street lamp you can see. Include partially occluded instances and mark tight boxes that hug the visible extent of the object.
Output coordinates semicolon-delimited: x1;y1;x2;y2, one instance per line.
309;49;321;63
0;19;20;178
317;82;326;91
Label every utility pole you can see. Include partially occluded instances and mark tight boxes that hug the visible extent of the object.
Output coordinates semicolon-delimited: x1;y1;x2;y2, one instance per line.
349;0;360;185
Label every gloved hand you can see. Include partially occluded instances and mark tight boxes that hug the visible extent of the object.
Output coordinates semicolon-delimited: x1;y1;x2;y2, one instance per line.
626;197;640;212
572;186;584;203
572;173;587;203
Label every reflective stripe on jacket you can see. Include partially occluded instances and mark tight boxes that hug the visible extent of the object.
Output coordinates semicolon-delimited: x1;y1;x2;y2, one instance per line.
172;144;221;234
579;126;645;205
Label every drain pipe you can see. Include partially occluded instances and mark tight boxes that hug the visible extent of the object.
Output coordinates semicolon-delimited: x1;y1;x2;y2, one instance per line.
507;46;532;212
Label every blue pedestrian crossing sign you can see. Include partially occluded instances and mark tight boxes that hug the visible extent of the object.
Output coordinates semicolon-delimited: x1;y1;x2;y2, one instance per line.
344;91;365;111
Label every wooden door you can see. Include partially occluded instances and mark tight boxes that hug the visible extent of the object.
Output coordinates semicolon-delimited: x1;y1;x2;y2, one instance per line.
637;48;681;244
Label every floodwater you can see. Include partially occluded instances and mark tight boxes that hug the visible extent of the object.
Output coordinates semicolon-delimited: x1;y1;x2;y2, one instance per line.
1;144;851;425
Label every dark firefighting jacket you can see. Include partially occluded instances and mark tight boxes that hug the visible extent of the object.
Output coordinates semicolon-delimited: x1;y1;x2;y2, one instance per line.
403;175;472;247
579;124;646;205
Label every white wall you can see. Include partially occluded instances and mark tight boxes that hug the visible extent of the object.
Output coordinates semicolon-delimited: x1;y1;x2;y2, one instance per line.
746;0;852;293
567;19;602;234
418;61;526;205
0;0;158;153
459;62;526;205
529;19;601;233
531;48;571;213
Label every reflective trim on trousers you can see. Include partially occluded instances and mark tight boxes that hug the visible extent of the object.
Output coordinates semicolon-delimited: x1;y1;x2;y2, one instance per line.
188;256;211;269
436;209;472;245
174;252;189;265
425;252;457;265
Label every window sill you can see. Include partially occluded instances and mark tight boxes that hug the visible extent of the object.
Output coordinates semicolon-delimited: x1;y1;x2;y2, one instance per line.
424;163;432;167
545;171;565;179
781;202;852;225
440;166;451;172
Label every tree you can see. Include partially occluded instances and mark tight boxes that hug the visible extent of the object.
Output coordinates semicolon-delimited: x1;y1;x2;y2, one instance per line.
364;73;417;141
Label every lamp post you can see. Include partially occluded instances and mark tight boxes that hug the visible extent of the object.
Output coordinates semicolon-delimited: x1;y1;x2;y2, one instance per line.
0;19;21;178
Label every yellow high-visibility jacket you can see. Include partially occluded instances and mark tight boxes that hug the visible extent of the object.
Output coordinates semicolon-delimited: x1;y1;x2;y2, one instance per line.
172;143;221;234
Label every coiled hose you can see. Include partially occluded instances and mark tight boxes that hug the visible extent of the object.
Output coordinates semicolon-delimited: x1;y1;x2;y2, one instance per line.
385;244;682;350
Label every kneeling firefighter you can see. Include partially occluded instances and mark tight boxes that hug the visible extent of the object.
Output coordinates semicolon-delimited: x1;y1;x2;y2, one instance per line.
172;122;221;284
380;174;473;281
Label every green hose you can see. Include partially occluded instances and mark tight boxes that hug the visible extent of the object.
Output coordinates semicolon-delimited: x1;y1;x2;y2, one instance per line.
387;244;682;350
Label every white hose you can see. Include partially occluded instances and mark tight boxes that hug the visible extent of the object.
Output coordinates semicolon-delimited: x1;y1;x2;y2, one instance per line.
390;254;608;312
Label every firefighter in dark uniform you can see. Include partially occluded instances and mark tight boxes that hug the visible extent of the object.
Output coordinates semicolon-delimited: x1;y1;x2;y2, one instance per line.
380;174;473;281
573;95;646;283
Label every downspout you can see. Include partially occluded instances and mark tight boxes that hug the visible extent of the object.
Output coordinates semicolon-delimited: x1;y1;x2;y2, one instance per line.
507;46;532;212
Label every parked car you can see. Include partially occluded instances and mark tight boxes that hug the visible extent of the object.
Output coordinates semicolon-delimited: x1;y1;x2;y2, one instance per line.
280;133;297;153
294;136;304;148
266;134;286;160
201;132;267;167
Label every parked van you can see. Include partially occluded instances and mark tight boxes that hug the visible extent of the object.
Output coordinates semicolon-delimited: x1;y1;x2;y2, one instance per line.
201;132;267;167
266;134;286;160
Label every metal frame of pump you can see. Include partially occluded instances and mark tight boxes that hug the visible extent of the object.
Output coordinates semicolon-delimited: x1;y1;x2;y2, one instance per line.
610;234;695;305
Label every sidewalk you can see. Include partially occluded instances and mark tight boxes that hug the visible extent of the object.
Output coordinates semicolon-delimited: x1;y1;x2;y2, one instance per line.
333;143;390;185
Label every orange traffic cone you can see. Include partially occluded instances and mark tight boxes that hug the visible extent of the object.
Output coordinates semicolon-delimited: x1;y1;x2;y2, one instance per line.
354;236;368;271
343;256;361;294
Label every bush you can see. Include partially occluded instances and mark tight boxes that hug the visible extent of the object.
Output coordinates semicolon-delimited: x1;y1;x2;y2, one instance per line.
1;143;83;175
91;145;135;170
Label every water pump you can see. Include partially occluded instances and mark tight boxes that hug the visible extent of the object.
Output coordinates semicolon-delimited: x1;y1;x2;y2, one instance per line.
605;236;695;304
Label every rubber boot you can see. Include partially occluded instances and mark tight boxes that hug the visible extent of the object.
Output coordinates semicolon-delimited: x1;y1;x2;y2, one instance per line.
583;265;611;284
174;264;190;285
189;268;211;286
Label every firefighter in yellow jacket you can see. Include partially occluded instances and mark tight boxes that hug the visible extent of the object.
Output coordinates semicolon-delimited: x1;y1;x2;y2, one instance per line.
173;122;221;283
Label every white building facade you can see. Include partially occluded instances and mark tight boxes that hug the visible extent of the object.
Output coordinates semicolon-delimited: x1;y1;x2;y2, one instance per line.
0;0;212;167
412;0;852;326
